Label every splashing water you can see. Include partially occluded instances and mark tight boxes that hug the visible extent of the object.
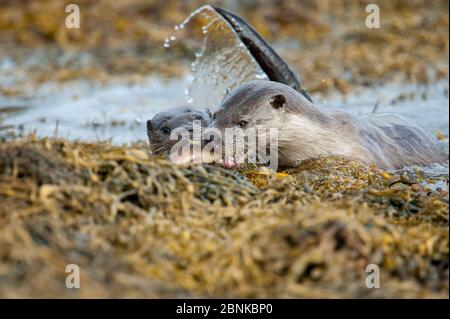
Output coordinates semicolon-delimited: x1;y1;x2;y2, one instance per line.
163;6;211;49
164;5;269;110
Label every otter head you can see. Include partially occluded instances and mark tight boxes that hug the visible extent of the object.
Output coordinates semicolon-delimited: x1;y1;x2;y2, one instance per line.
205;80;327;168
147;106;212;155
210;80;300;130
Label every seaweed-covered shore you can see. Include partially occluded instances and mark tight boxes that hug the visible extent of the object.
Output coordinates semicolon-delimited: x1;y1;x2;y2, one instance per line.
0;0;449;298
0;137;448;298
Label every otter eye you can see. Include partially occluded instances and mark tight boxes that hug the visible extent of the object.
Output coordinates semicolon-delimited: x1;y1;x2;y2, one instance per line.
237;120;248;128
212;113;217;121
161;127;171;135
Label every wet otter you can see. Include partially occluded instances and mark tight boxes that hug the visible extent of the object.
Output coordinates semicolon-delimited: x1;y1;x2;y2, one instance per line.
147;6;310;156
147;6;316;156
207;80;448;170
147;6;447;169
147;106;211;155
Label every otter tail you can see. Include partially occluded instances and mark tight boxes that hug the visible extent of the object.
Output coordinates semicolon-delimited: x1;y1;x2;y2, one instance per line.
212;6;313;103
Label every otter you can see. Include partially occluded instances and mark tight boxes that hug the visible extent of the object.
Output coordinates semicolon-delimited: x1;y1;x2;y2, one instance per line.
147;6;310;156
206;80;448;170
147;106;211;155
147;7;447;169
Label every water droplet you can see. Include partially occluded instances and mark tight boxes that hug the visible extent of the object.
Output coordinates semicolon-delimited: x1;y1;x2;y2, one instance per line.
92;119;102;128
163;38;170;48
255;72;267;80
170;36;176;41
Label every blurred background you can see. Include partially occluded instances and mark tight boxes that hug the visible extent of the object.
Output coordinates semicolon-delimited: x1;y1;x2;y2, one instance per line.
1;0;448;90
0;0;448;143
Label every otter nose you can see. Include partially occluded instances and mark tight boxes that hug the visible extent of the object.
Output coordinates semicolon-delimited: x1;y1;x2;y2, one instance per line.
146;120;152;131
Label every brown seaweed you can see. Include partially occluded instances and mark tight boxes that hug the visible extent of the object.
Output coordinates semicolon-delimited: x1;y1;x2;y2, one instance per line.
0;137;447;298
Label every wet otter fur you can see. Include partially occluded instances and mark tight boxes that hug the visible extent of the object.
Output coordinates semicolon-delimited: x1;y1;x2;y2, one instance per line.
147;106;211;155
209;80;448;169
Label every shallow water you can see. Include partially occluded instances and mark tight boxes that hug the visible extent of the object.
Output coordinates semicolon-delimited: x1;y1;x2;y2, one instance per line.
2;72;448;189
1;73;447;144
0;76;187;144
322;81;449;136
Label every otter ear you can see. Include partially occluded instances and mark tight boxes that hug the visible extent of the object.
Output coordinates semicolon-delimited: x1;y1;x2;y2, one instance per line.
146;120;153;131
270;94;286;109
